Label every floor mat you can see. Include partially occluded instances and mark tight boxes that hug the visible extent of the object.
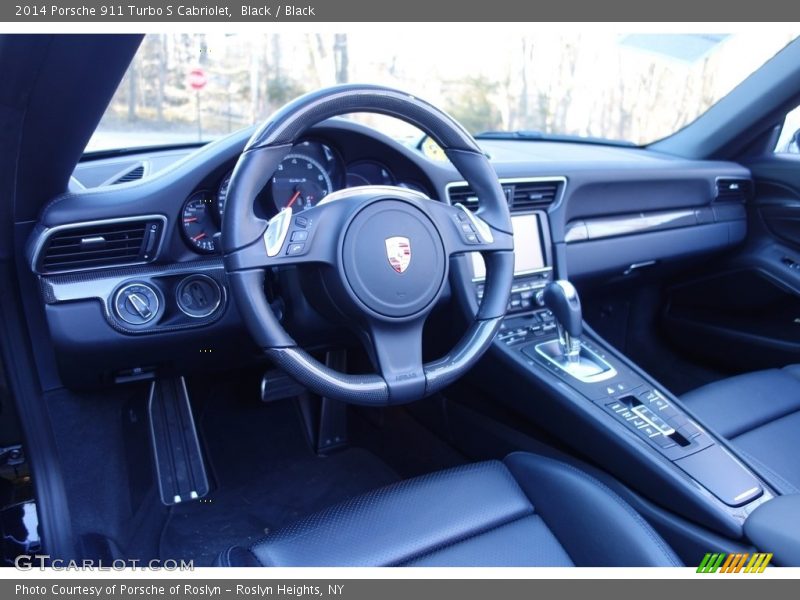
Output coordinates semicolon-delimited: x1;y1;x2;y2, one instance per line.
159;392;398;566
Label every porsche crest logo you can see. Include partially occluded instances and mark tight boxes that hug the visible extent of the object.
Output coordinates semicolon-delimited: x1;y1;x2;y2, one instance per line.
385;236;411;274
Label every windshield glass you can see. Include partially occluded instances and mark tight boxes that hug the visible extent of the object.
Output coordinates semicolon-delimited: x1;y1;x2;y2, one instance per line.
88;31;799;152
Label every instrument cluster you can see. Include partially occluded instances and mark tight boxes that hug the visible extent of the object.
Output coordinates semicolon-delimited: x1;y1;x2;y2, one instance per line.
180;139;430;254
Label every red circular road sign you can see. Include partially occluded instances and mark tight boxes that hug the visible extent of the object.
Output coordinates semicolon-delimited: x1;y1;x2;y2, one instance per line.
188;68;208;91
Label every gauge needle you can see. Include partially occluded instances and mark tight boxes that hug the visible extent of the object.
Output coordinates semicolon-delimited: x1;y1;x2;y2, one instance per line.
184;217;198;223
191;232;207;242
286;190;302;208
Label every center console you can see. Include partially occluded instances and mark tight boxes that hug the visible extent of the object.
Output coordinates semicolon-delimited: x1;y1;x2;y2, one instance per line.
471;212;557;342
465;208;774;539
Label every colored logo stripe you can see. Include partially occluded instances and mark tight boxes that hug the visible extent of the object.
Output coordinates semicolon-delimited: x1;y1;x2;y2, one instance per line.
744;553;773;573
697;552;772;573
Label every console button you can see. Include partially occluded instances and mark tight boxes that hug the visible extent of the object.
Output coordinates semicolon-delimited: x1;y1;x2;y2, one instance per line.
286;242;305;255
639;424;660;438
678;422;703;438
614;381;634;393
632;405;675;435
290;230;309;242
667;413;689;428
640;389;679;418
656;404;680;420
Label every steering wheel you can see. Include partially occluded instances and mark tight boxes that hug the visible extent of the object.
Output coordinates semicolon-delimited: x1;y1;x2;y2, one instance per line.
223;84;514;405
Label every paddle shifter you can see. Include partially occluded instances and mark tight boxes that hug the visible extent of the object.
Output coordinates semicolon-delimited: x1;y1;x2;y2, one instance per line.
542;280;583;363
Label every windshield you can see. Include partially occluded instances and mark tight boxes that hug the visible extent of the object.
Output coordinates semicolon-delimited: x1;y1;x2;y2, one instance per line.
88;31;799;153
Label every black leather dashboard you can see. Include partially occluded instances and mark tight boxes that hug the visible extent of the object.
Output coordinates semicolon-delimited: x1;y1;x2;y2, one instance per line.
27;119;752;388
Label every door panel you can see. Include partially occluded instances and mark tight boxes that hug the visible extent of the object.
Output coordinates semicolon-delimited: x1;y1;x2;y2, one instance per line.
661;155;800;372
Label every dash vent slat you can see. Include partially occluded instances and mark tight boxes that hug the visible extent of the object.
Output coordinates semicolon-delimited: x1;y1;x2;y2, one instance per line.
716;178;753;203
38;218;163;273
447;179;562;212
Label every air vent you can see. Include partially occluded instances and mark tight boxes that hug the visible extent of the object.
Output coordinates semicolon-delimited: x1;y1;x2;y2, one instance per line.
38;218;164;273
716;178;752;203
446;184;480;210
511;180;561;210
113;164;145;185
447;179;562;212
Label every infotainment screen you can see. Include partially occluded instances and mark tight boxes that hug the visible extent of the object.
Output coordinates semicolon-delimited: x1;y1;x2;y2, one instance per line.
470;213;545;280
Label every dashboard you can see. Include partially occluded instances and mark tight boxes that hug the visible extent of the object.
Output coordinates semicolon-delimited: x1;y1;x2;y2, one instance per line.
27;118;752;388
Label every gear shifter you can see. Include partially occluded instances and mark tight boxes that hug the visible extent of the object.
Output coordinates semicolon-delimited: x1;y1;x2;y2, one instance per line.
542;280;582;363
529;280;616;382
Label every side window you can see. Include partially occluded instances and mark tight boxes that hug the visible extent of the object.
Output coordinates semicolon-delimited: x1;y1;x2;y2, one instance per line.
775;105;800;154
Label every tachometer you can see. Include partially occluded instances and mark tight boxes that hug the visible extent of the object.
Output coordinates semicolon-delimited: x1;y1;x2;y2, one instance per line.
271;153;333;212
346;160;395;187
181;191;219;254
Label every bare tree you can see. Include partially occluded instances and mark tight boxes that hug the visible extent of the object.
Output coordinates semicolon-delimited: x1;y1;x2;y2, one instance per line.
334;34;349;84
155;34;167;122
519;38;531;129
127;57;137;121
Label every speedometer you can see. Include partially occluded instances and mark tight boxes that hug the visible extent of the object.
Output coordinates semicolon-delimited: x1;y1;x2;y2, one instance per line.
270;154;333;212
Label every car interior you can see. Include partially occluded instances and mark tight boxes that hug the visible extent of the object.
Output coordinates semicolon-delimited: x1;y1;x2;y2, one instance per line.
2;33;800;567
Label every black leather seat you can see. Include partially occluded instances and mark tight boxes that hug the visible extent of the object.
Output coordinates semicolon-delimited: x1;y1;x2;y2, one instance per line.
682;365;800;494
214;452;680;567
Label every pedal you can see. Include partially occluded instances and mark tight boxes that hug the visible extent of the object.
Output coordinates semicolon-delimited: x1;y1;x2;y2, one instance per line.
296;349;349;455
148;377;209;506
260;369;307;403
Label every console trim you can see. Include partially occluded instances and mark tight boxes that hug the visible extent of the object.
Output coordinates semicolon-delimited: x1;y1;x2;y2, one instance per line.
532;339;618;383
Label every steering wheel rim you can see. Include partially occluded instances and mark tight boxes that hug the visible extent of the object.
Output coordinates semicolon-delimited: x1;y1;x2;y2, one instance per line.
222;84;514;406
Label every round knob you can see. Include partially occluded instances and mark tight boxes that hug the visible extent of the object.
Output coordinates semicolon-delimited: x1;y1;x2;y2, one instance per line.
113;282;160;326
176;274;223;318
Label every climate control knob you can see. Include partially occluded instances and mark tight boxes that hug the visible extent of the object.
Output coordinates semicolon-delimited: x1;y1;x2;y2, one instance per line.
113;282;160;326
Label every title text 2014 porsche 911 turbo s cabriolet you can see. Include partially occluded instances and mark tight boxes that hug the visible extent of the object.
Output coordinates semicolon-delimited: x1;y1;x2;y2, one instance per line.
1;32;800;568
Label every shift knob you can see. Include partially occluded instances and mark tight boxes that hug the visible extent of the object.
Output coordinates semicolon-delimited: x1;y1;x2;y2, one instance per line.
542;280;583;339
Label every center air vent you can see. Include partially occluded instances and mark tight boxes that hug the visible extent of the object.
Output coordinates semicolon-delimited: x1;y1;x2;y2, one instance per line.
36;217;165;273
511;180;561;210
447;178;563;212
716;178;752;203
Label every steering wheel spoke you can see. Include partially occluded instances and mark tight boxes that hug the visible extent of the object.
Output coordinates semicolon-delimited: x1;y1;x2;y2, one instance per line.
224;203;344;272
367;319;426;404
426;201;514;257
